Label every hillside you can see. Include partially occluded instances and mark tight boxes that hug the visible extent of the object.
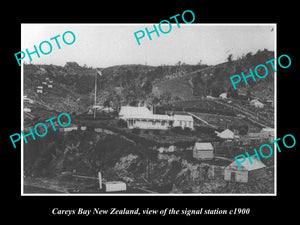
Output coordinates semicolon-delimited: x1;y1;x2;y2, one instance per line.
23;62;209;114
24;130;274;194
153;49;274;101
23;52;275;194
23;49;274;117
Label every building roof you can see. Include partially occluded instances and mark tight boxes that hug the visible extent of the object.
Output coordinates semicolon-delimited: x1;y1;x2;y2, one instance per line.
251;99;264;105
136;114;173;120
119;106;152;117
119;106;173;121
219;92;227;98
173;114;194;122
228;158;266;171
194;142;214;151
261;127;274;132
217;129;234;139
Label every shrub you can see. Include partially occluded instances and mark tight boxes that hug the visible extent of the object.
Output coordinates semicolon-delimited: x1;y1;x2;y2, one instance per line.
172;126;183;134
195;126;215;135
153;130;160;135
132;128;141;135
117;119;127;128
183;127;192;134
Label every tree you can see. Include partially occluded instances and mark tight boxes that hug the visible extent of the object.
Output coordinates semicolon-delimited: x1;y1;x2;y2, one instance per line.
211;82;225;97
227;86;238;99
117;119;127;128
142;80;152;93
103;99;111;108
227;54;233;63
132;128;141;135
65;62;80;68
239;125;248;135
183;127;192;134
245;52;253;59
246;89;251;99
172;126;183;134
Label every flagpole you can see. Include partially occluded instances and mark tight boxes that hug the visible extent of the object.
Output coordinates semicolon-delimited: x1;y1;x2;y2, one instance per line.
94;71;97;119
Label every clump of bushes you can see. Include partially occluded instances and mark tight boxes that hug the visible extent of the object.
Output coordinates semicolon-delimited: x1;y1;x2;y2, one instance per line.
117;119;127;128
132;128;141;135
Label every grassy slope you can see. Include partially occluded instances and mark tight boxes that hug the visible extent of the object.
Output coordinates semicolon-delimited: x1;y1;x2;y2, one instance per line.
153;50;275;101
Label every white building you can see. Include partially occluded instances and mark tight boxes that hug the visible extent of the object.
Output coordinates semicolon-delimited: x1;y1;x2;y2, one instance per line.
250;99;264;108
23;96;33;104
224;158;266;183
24;107;31;113
93;105;104;110
206;95;217;100
173;114;194;130
104;181;127;192
193;142;214;160
216;129;235;139
119;106;194;130
219;92;227;99
59;126;78;132
102;107;115;113
261;127;274;141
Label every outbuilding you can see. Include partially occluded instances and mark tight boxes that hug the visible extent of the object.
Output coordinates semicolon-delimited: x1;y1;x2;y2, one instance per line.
173;114;194;130
24;107;31;113
59;126;78;132
250;99;264;108
216;128;235;140
219;92;227;99
261;127;274;141
104;181;127;192
224;158;266;183
193;142;214;160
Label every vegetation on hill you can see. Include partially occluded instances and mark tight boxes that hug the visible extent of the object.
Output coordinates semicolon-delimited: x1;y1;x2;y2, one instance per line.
153;49;274;100
24;49;274;114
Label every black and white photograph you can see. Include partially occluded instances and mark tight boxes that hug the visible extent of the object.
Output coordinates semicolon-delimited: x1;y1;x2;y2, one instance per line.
21;24;276;195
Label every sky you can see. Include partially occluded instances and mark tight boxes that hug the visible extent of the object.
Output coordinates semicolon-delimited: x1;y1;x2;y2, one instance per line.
21;24;275;68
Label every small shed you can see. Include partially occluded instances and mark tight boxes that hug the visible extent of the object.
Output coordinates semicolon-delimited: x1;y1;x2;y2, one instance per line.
193;142;214;160
24;96;34;103
250;99;264;108
24;107;31;113
59;126;78;132
219;92;227;99
261;127;274;140
104;181;127;192
224;158;266;183
216;129;235;139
